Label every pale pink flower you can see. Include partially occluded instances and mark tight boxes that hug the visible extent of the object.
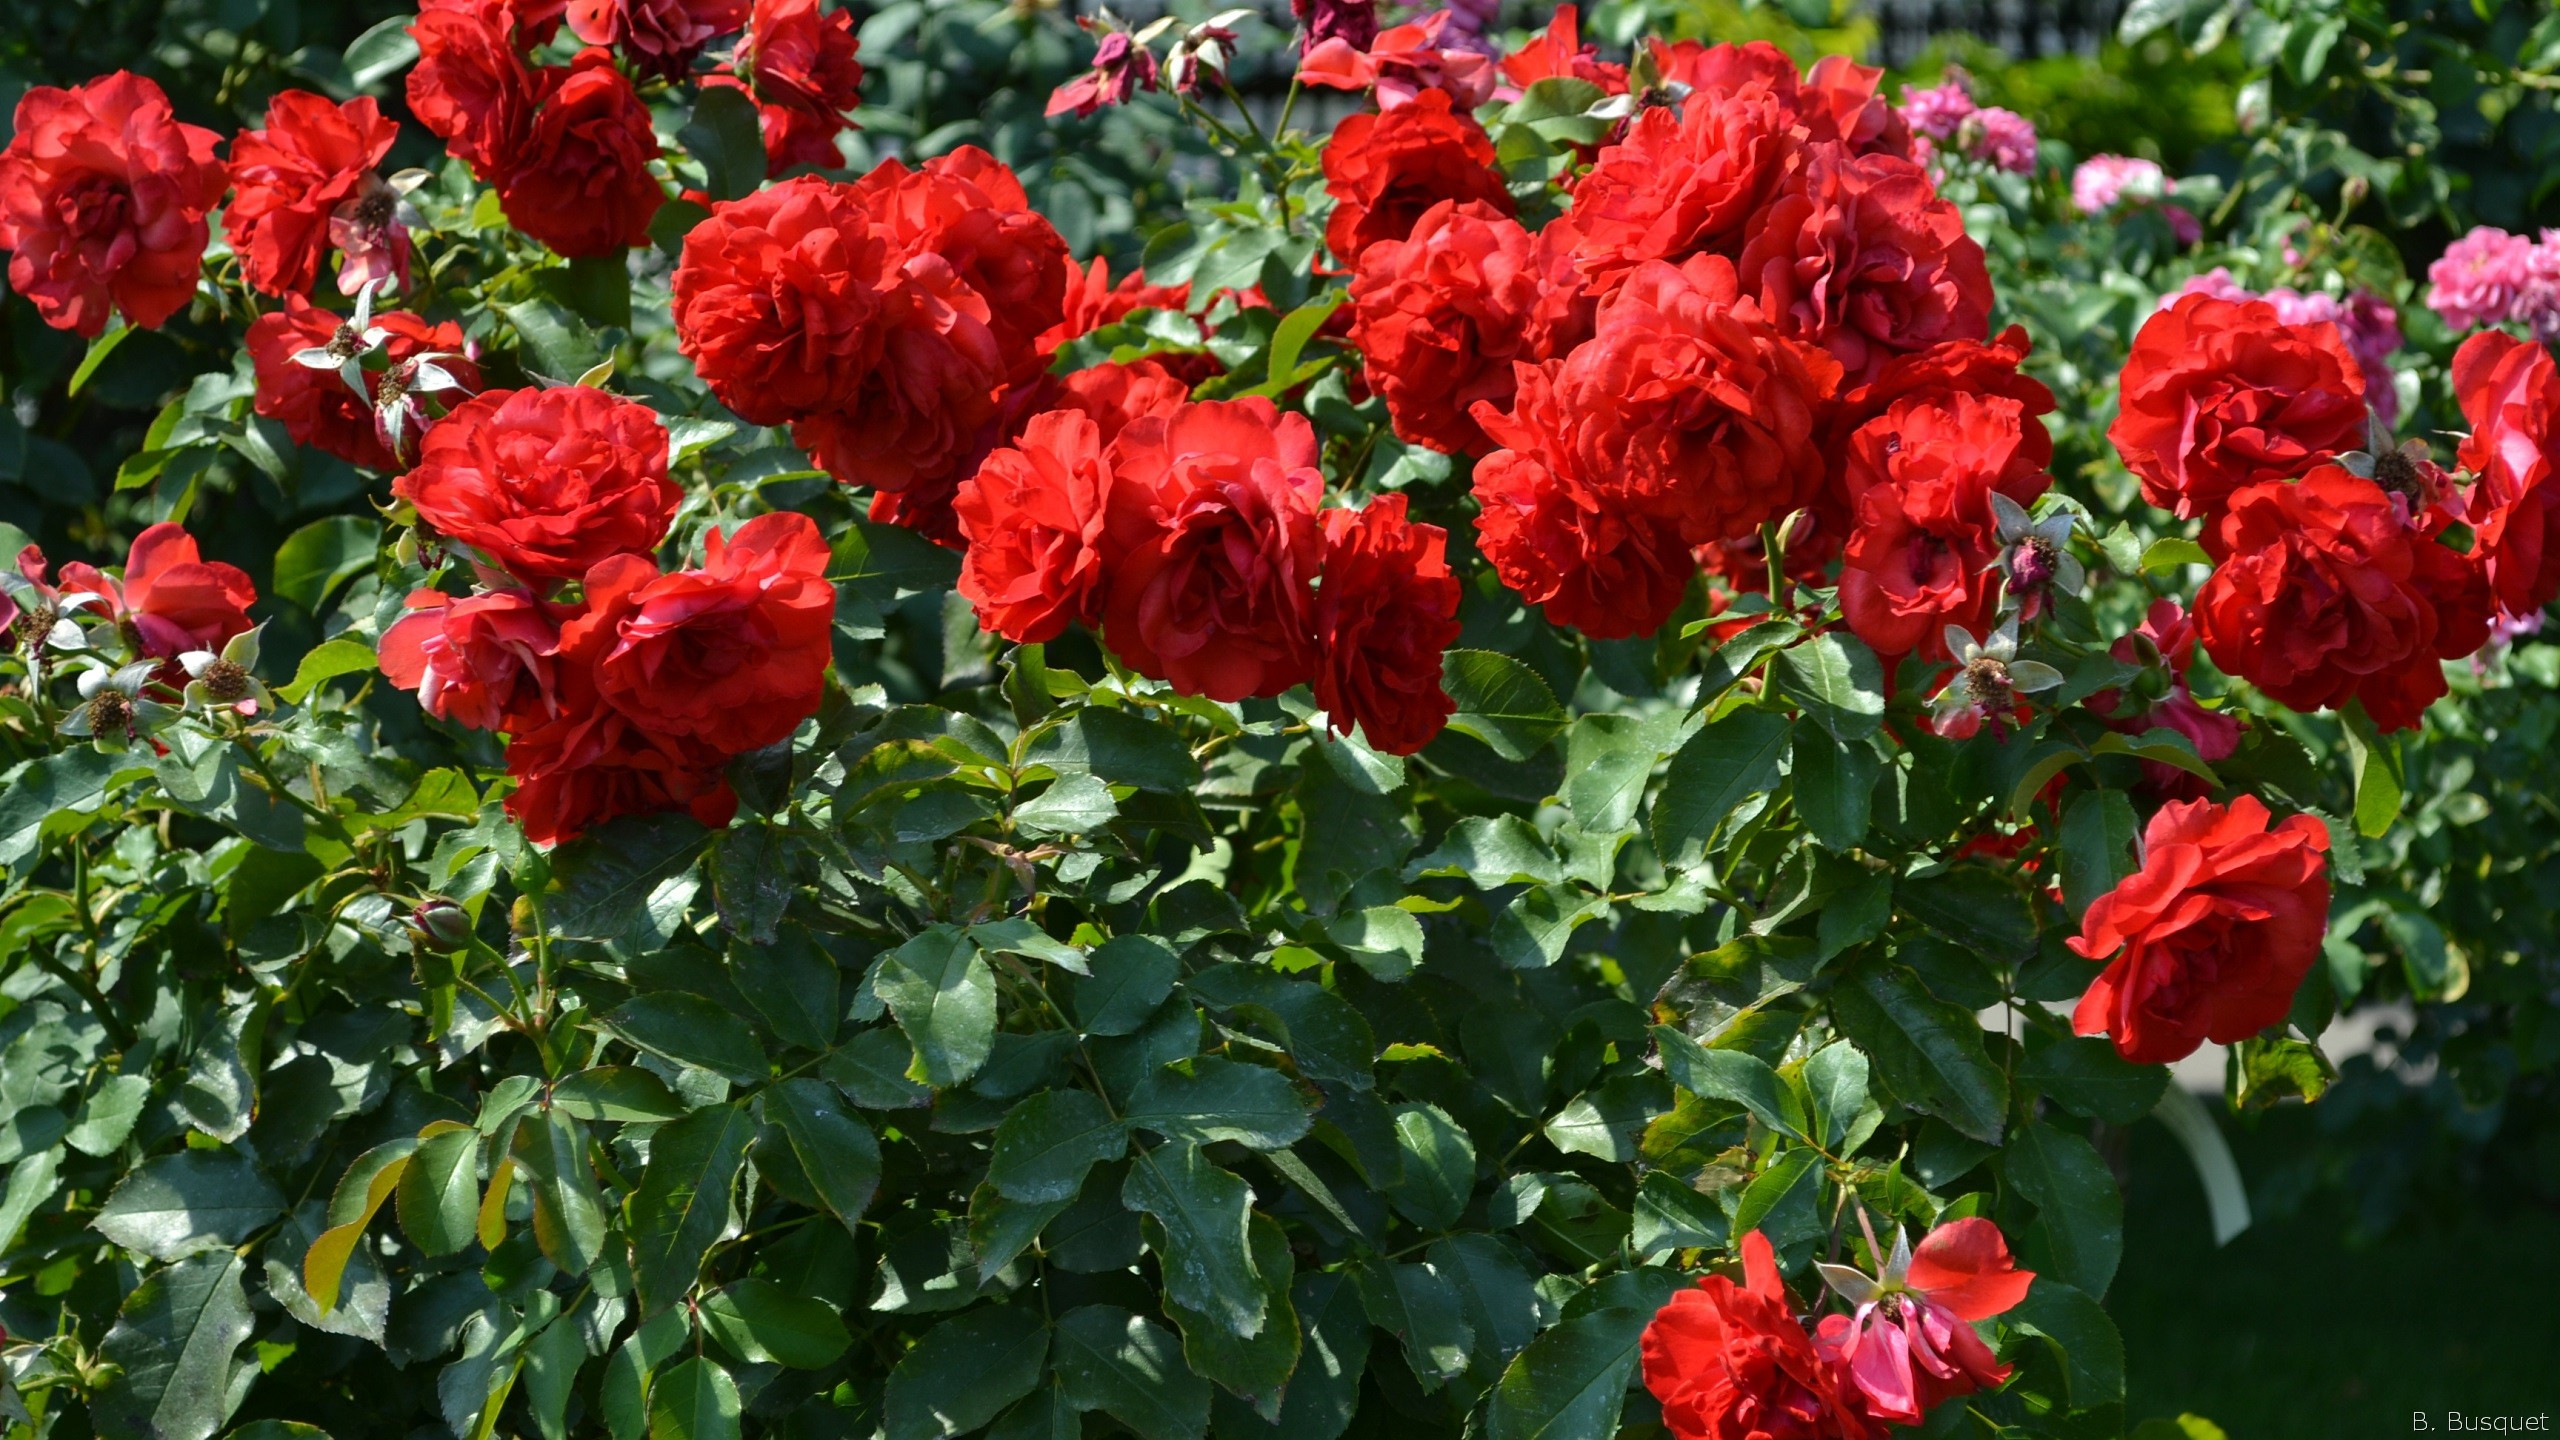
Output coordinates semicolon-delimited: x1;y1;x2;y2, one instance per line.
2072;153;2166;214
1967;106;2037;173
2427;226;2539;332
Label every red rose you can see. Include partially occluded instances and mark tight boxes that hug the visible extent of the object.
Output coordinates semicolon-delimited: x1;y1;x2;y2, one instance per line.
1051;358;1192;445
1839;391;2051;659
580;512;835;754
1541;77;1798;306
1040;255;1194;355
1799;54;1914;160
1643;1231;1872;1440
1814;1218;2027;1429
1541;255;1841;546
225;92;400;298
394;385;679;585
248;295;481;472
379;586;564;731
2109;293;2369;524
1348;199;1556;456
0;72;225;336
566;0;748;78
788;283;1008;497
1312;494;1461;754
2067;794;2332;1064
848;148;1070;373
1737;147;1992;386
422;0;568;45
1469;362;1698;639
1322;88;1514;268
954;408;1116;643
1647;38;1799;97
502;696;738;845
54;524;256;661
2453;329;2560;621
408;5;541;178
2194;464;2489;733
672;177;898;425
1498;5;1627;93
1100;399;1325;701
496;48;665;258
731;0;864;174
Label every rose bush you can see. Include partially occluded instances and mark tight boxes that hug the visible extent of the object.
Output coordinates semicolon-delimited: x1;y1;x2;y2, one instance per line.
0;3;2556;1440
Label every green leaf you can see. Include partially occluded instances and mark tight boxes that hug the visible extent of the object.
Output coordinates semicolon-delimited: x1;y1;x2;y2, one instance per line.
1651;1027;1807;1140
2009;1277;2126;1407
884;1305;1049;1440
1772;633;1886;744
1216;1273;1369;1440
1484;1278;1658;1440
277;636;376;704
1790;730;1877;851
1356;1260;1474;1390
602;993;771;1086
344;12;421;86
1563;713;1668;834
628;1103;753;1315
543;814;708;952
1441;650;1569;761
394;1125;480;1257
2006;1120;2123;1300
1014;773;1119;835
1541;1072;1671;1162
2343;707;2405;839
1406;814;1563;888
499;297;603;381
2018;1037;2167;1125
1803;1040;1870;1148
602;1307;690;1440
550;1066;688;1123
648;1356;742;1440
1652;709;1790;865
988;1089;1127;1203
1073;935;1180;1036
1026;707;1201;792
68;1073;150;1155
1898;865;2042;966
874;926;999;1087
1052;1306;1212;1440
2057;788;2141;918
1;747;121;873
2139;536;2213;572
698;1279;850;1368
1170;1214;1301;1414
271;516;380;614
1729;1146;1820;1237
1829;960;2009;1144
1126;1058;1312;1149
524;1312;589;1440
69;320;135;397
91;1252;256;1440
1631;1171;1728;1259
1386;1103;1475;1230
1124;1141;1267;1338
93;1150;284;1261
512;1109;609;1276
764;1078;882;1231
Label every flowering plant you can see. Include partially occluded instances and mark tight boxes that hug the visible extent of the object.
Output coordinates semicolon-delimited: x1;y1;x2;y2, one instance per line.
0;4;2554;1439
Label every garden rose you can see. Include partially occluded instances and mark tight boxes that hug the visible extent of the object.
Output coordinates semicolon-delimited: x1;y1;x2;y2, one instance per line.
1737;146;1994;385
566;0;748;79
1041;256;1192;354
1347;199;1553;456
1800;55;1913;160
581;512;835;754
849;148;1071;375
248;296;480;472
226;92;402;298
1297;10;1497;111
2067;794;2332;1063
502;696;738;845
788;281;1008;498
1311;494;1461;754
0;71;226;336
394;385;680;584
954;409;1117;643
1643;1231;1867;1440
1498;5;1626;93
1545;255;1841;546
379;587;563;731
1815;1219;2030;1429
731;0;862;172
672;177;897;425
2110;293;2369;523
496;48;665;258
2453;329;2560;622
1321;89;1514;267
56;523;256;662
2426;225;2547;334
1051;359;1191;444
1543;78;1798;304
408;4;540;177
2194;464;2490;732
1100;399;1325;700
1470;363;1698;639
1838;391;2051;659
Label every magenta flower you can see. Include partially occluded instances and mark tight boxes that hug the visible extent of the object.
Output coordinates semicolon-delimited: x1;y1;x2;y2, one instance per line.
1811;1218;2036;1428
2427;225;2539;332
1292;0;1376;52
1967;106;2037;173
1047;26;1162;118
1898;79;1975;141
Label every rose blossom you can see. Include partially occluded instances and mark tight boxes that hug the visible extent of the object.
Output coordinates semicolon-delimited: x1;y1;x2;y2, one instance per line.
565;0;749;79
1311;494;1462;754
2426;225;2541;333
1048;29;1160;118
55;524;256;663
1348;199;1556;456
1897;79;1974;140
2171;268;2404;426
2454;329;2560;622
0;71;226;336
495;48;666;258
1292;0;1376;52
226;92;403;298
2194;464;2491;733
1839;391;2052;660
1039;256;1193;355
1321;89;1515;267
726;0;864;174
2072;153;2165;214
954;409;1118;643
1800;54;1915;160
1813;1219;2032;1429
2068;794;2332;1063
846;146;1071;374
1298;10;1498;110
1540;77;1798;305
394;385;680;585
2109;292;2369;523
1497;5;1626;94
1100;399;1326;701
500;686;739;844
1643;1231;1870;1440
379;587;564;731
248;295;480;472
407;3;541;178
672;177;898;425
1966;106;2037;173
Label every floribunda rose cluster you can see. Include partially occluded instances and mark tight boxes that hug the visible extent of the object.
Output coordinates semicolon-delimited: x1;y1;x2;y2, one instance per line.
382;384;836;843
2424;224;2560;338
1893;74;2036;173
2070;154;2201;246
672;153;1071;542
954;396;1463;753
1641;1224;2031;1440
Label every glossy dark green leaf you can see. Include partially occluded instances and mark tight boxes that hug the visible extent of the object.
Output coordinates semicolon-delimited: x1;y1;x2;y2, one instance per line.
698;1278;850;1368
1651;1027;1807;1140
511;1109;608;1276
90;1252;255;1440
1441;650;1569;761
883;1305;1049;1440
1125;1058;1311;1149
628;1103;753;1315
2057;788;2141;919
1829;960;2010;1144
1385;1103;1474;1231
677;85;765;203
1652;709;1791;865
1482;1274;1657;1440
1073;936;1181;1035
648;1355;742;1440
549;1066;688;1123
874;926;999;1087
93;1150;283;1261
764;1077;882;1230
1772;633;1886;744
2007;1120;2123;1300
1791;730;1878;850
2009;1277;2126;1407
1051;1305;1212;1440
602;993;770;1087
1124;1142;1266;1338
2018;1036;2168;1125
393;1125;480;1257
988;1088;1127;1203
